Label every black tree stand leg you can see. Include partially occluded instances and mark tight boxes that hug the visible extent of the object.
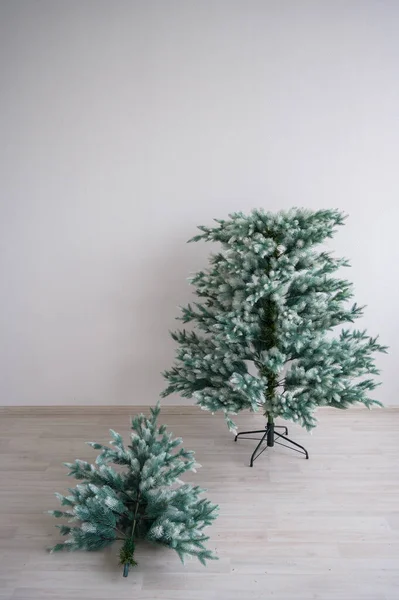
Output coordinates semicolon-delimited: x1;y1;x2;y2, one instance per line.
274;424;289;435
235;420;308;466
249;427;269;467
234;424;288;441
273;431;309;459
235;428;271;439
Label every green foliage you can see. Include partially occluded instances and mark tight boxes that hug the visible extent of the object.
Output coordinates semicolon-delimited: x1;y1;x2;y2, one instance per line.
49;403;218;574
163;208;387;430
119;538;137;568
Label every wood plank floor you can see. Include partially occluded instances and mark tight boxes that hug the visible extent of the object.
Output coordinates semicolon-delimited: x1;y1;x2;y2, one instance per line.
0;406;398;600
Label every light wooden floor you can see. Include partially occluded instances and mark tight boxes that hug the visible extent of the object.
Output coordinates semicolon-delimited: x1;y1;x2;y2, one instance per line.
0;406;398;600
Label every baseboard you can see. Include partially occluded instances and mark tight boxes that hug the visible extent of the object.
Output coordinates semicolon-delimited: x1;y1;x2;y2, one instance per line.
0;404;396;416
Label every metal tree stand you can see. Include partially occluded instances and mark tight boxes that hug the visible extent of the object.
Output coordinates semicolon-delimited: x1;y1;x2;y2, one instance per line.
235;420;309;466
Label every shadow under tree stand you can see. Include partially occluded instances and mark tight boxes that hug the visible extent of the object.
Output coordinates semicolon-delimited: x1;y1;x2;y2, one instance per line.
234;415;308;466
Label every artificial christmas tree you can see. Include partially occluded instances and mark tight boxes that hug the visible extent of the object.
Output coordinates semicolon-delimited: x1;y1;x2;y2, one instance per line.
163;208;386;465
49;403;218;576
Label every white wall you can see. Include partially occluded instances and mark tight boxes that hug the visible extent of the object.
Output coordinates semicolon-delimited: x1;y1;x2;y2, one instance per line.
1;0;398;406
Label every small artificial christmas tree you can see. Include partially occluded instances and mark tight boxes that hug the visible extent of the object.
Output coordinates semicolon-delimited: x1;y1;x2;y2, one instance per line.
163;208;387;464
49;403;218;576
